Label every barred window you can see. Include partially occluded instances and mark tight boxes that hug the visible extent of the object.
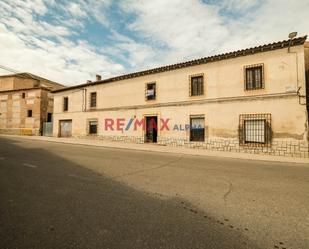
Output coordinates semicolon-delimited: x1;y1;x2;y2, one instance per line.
90;92;97;108
145;83;156;101
239;114;271;146
190;116;205;142
190;75;204;96
245;64;264;90
88;120;98;135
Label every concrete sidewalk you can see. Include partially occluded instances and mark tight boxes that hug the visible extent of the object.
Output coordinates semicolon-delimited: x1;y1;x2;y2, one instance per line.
1;134;309;164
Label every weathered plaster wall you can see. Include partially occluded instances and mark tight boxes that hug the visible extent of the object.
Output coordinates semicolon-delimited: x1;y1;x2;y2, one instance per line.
53;44;309;158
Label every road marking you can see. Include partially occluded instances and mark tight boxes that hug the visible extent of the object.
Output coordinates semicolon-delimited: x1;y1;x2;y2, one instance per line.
22;163;38;168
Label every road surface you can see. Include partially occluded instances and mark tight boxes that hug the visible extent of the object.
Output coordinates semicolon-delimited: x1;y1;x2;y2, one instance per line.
0;136;308;249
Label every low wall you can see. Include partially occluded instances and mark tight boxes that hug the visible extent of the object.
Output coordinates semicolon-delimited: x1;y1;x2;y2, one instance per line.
76;135;309;158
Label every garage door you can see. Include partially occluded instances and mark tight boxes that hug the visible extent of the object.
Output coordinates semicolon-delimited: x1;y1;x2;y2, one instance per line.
59;120;72;137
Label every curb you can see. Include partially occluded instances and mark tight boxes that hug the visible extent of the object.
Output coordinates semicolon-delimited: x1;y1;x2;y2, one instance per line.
1;134;309;164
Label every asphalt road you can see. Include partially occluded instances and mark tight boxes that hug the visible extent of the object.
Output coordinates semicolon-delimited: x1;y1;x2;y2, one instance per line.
0;137;308;249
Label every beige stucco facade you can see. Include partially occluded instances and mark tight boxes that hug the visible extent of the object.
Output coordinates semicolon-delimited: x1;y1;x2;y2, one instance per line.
53;39;309;158
0;73;64;135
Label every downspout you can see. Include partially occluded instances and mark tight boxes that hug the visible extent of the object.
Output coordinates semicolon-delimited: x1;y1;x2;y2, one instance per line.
70;88;87;112
82;88;87;112
288;41;306;105
288;39;309;144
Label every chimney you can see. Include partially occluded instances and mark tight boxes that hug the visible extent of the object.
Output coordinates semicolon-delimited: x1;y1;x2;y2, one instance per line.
96;74;102;81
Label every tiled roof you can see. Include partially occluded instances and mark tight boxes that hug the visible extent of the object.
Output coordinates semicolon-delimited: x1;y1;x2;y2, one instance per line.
53;35;307;93
0;72;65;90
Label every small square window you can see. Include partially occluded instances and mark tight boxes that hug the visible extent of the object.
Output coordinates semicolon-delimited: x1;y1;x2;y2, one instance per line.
190;75;204;96
27;110;32;117
145;83;156;101
90;92;97;108
190;116;205;142
89;120;97;135
245;64;264;90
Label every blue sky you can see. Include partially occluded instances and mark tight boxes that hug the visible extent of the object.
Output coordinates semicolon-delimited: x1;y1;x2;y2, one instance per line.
0;0;308;85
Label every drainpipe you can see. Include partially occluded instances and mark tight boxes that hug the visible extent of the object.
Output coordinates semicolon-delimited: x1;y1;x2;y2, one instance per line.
81;88;87;112
288;40;306;105
71;88;87;112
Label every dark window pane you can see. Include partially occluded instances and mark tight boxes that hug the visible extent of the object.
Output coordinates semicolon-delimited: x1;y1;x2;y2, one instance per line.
27;110;32;117
146;83;156;100
63;97;69;111
90;92;97;107
246;66;263;90
47;113;52;122
89;121;97;134
190;117;205;141
191;76;204;96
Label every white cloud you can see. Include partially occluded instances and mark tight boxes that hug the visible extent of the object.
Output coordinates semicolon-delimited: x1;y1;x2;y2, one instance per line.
0;0;308;87
122;0;230;64
66;2;87;17
0;0;124;85
122;0;309;65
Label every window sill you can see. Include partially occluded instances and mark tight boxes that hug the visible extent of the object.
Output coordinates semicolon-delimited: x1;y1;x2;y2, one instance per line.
189;94;205;98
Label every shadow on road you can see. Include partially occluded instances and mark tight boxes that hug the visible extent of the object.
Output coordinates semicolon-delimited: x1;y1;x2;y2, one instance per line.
0;137;261;249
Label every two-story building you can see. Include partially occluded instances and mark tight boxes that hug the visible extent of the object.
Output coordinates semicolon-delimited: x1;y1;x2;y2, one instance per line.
52;36;309;158
0;73;64;135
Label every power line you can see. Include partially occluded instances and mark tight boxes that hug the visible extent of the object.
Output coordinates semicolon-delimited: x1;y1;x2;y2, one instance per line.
0;64;21;74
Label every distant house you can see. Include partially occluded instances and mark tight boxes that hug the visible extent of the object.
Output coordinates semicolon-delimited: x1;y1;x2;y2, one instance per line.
52;36;309;158
0;73;65;136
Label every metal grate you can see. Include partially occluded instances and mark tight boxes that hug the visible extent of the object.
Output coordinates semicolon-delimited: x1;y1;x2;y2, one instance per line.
90;92;97;108
239;113;272;147
244;64;264;90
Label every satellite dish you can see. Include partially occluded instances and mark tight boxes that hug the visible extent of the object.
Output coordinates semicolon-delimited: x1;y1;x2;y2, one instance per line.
289;32;297;39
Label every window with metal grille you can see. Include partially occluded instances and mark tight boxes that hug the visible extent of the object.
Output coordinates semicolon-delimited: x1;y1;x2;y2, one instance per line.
190;75;204;96
190;116;205;142
90;92;97;108
88;120;98;135
245;64;264;90
63;97;69;111
145;83;156;101
239;114;271;146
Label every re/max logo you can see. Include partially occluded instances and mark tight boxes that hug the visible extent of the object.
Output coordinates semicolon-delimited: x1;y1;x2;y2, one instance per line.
104;118;170;131
103;118;204;131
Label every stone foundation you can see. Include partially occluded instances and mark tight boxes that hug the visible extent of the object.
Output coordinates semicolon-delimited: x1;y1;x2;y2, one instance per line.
158;137;309;158
76;135;309;158
77;135;145;144
0;128;40;136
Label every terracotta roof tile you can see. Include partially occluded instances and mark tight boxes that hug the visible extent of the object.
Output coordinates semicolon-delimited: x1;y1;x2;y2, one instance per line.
53;35;307;93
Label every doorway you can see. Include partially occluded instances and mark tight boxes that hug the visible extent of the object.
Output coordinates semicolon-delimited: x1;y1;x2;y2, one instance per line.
59;120;72;137
145;116;157;143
